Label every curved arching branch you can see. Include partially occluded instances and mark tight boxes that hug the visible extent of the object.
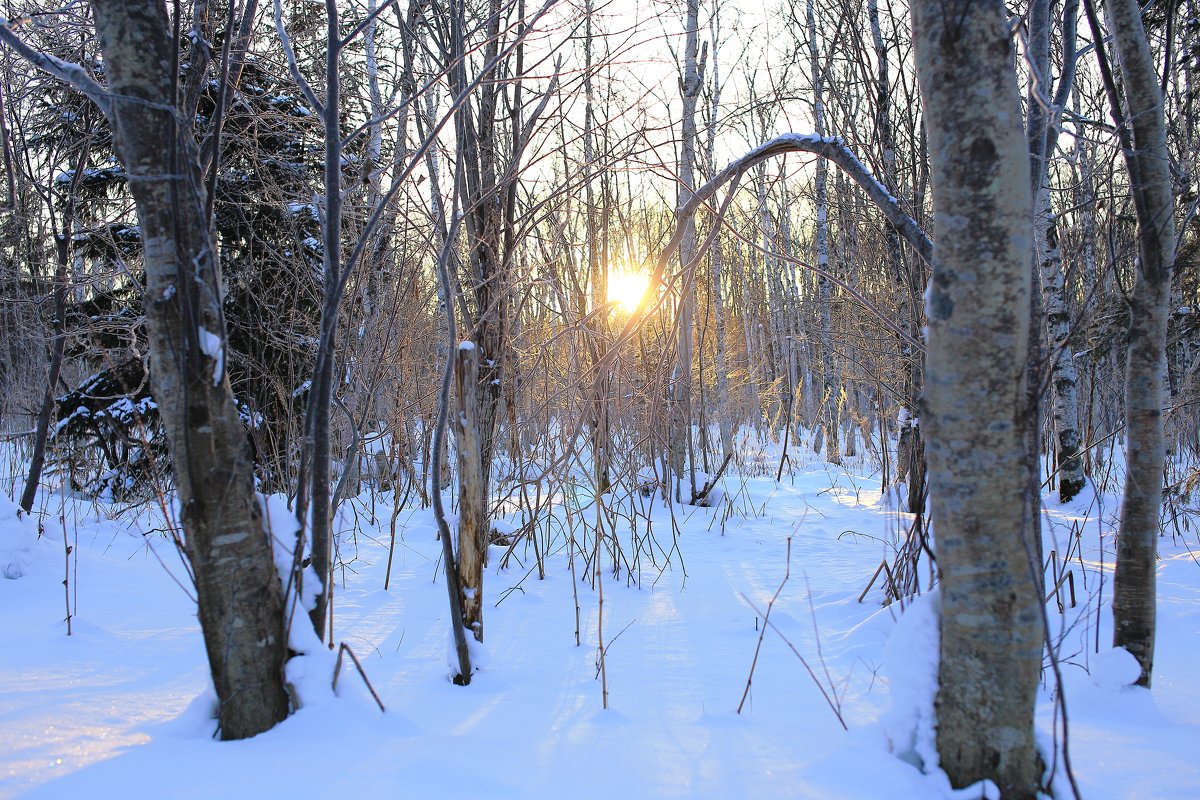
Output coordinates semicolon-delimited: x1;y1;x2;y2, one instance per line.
0;17;112;117
599;133;932;375
691;133;932;264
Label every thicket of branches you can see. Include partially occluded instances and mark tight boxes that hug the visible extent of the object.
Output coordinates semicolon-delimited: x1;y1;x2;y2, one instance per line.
0;0;1196;790
2;1;1195;508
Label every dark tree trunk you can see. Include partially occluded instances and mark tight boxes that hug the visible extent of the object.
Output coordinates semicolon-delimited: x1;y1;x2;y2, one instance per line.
19;233;70;514
19;127;94;514
89;0;290;739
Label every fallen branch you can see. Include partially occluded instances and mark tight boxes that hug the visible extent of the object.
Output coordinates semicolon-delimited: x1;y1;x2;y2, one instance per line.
693;452;733;505
332;642;386;712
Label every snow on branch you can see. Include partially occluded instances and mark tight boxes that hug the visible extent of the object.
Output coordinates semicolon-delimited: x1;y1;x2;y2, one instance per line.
0;17;112;117
598;133;931;379
687;133;932;265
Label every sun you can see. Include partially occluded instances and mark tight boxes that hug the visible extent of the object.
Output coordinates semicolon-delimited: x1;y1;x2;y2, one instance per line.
606;268;649;314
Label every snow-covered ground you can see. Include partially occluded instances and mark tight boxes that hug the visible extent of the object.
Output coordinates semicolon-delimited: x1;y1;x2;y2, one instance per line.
1;448;1198;799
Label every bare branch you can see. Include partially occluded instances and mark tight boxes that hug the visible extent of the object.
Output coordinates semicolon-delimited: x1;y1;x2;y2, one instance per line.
0;17;111;116
271;0;325;116
689;134;933;265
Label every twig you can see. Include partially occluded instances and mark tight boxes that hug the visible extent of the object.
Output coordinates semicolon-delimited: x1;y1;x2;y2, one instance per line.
743;594;847;731
739;536;792;714
857;560;886;604
332;642;386;713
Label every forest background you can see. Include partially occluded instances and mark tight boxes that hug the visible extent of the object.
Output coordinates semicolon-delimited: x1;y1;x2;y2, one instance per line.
0;0;1197;797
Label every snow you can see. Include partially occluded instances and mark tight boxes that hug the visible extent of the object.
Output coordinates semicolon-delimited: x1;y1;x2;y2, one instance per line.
286;202;319;221
1;442;1199;799
1090;647;1142;691
196;328;224;386
0;493;55;580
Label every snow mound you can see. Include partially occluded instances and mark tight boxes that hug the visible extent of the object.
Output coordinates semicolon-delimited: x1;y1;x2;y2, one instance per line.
0;493;55;579
1091;647;1142;690
880;592;940;773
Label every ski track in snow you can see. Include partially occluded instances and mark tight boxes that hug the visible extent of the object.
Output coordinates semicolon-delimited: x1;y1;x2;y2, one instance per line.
1;467;1198;799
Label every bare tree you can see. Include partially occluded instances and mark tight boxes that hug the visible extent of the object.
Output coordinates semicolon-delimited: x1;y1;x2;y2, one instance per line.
1;1;292;738
804;0;841;466
1088;0;1178;687
17;114;94;513
667;0;705;501
909;0;1044;795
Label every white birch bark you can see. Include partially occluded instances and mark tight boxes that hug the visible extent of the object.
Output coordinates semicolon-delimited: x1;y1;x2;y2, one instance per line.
704;6;734;459
807;0;840;464
910;0;1044;794
1102;0;1177;688
1036;184;1086;501
669;0;703;500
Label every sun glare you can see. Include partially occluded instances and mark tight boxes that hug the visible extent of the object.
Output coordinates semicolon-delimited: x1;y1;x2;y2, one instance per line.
607;269;649;314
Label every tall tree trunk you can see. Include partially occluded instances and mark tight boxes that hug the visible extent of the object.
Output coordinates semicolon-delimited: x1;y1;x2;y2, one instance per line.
704;6;734;460
670;0;703;501
910;1;1044;795
455;345;485;641
807;0;839;465
1032;0;1085;503
90;0;290;739
1037;184;1086;502
299;0;345;644
20;136;91;514
584;0;611;493
868;0;923;511
1097;0;1177;687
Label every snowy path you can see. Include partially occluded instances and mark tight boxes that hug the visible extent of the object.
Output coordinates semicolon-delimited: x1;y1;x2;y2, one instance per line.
2;469;1199;799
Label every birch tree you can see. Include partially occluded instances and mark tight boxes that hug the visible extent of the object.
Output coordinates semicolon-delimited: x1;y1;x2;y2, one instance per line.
1091;0;1178;687
1027;0;1085;504
1;1;292;738
702;0;734;460
909;0;1044;795
669;0;705;501
805;0;840;465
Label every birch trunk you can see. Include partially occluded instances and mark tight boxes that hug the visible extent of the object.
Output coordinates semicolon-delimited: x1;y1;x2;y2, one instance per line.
1037;184;1086;502
1103;0;1177;687
910;1;1044;794
89;0;290;739
1028;0;1085;504
807;0;839;465
670;0;703;500
705;9;734;459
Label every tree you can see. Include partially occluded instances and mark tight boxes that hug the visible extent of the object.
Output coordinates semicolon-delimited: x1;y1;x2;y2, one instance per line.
867;0;926;514
1;1;291;739
1026;0;1085;505
804;0;841;466
1088;0;1178;687
909;0;1044;796
668;0;705;501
